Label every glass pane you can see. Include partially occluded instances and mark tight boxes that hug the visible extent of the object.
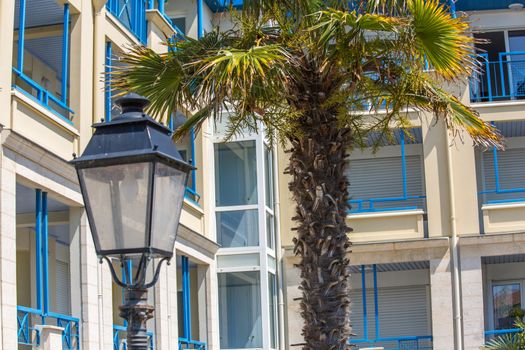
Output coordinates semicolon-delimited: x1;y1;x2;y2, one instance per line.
79;162;151;253
508;31;525;98
151;162;187;254
266;211;275;250
216;210;259;248
268;273;278;349
218;271;262;348
265;147;274;208
493;283;521;329
215;141;257;206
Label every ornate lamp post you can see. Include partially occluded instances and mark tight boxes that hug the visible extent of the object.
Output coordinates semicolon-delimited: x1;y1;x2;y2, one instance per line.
71;93;193;349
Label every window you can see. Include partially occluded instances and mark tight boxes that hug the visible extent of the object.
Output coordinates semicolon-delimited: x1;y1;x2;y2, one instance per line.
264;146;274;208
216;209;259;247
477;120;525;205
215;141;258;206
171;17;186;35
266;211;275;250
12;0;73;120
347;129;426;213
215;141;259;248
268;273;278;349
218;271;263;348
493;283;521;330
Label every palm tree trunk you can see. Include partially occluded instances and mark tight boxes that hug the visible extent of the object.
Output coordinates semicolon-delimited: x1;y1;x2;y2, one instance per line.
287;92;353;349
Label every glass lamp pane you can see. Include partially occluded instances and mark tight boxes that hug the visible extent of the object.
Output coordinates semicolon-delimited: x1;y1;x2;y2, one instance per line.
150;162;187;254
78;162;151;253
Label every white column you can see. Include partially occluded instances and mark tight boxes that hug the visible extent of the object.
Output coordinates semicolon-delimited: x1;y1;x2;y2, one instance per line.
461;254;485;350
206;260;220;350
284;257;303;348
0;0;15;128
154;261;178;350
79;210;103;349
0;152;19;349
430;255;455;350
197;264;208;343
101;263;114;349
38;325;64;350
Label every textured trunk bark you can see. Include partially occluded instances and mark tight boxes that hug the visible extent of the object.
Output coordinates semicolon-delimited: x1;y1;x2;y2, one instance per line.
287;101;353;349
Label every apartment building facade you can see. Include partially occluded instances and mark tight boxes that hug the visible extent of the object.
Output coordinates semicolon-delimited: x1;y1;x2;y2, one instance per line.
0;0;524;349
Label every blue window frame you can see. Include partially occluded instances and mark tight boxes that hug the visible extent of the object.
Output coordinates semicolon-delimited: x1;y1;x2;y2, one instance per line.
348;129;426;213
169;113;201;204
350;264;433;350
105;42;113;122
178;256;207;350
17;189;80;350
478;121;525;205
13;0;73;123
106;0;148;43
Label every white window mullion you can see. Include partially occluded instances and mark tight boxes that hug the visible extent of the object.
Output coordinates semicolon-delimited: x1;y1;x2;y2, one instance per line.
256;122;271;350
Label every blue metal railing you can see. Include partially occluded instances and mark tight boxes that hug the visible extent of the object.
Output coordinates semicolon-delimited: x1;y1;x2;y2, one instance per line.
106;0;148;44
470;52;525;103
178;338;207;349
349;130;426;213
113;324;154;350
353;335;433;350
484;328;523;342
17;306;80;350
13;1;73;123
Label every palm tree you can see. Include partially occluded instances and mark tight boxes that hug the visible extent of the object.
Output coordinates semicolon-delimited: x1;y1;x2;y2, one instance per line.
112;1;502;349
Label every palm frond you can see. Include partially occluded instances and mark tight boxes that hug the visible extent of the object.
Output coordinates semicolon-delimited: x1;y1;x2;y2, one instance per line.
408;0;476;79
111;45;187;123
482;334;522;350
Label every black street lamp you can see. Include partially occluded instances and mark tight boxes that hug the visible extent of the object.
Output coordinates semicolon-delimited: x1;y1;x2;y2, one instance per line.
71;93;193;350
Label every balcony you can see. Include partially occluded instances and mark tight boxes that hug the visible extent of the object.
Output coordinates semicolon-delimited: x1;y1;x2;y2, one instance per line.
16;184;80;349
105;0;177;44
347;128;427;242
470;52;525;103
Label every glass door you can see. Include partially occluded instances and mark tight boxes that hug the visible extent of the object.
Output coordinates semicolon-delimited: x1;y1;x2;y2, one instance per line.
492;283;521;330
508;30;525;98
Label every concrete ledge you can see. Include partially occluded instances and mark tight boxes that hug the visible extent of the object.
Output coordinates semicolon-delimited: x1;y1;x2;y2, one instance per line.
177;224;219;261
481;202;525;234
283;237;450;265
146;9;176;37
482;202;525;210
105;11;142;46
347;209;425;243
460;231;525;246
11;90;79;136
348;209;424;220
